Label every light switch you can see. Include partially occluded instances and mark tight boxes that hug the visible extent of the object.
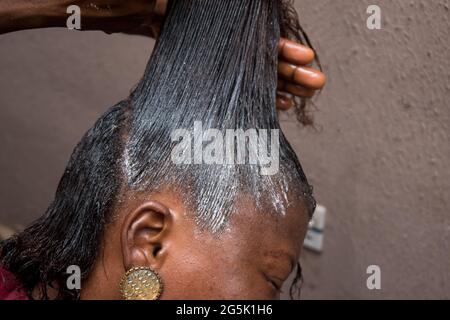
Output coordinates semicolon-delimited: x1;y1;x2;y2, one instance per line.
303;204;326;252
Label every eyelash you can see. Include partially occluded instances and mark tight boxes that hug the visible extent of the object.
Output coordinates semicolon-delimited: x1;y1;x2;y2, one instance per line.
269;280;281;291
265;275;283;293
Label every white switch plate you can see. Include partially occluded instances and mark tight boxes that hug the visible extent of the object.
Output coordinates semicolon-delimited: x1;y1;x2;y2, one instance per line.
303;204;326;252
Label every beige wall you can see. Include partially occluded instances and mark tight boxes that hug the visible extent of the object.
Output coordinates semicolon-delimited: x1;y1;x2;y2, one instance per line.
285;0;450;299
0;0;449;299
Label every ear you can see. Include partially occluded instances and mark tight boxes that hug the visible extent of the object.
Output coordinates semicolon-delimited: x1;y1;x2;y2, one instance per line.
121;201;173;271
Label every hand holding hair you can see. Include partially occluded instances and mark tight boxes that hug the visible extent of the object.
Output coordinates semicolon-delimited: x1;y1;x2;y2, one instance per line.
276;38;326;110
0;0;325;110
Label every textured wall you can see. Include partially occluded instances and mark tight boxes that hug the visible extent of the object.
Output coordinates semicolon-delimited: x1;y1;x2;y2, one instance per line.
0;0;449;299
284;0;450;299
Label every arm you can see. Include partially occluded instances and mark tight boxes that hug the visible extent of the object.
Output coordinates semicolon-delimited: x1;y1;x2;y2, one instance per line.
0;0;62;34
0;0;166;35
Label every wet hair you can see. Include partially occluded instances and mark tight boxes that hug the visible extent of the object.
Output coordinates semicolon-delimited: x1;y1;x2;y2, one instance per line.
1;0;315;299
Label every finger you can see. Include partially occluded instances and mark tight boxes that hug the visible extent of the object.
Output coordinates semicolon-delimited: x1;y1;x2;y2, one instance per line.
278;79;316;98
285;84;316;98
276;94;294;110
278;38;315;66
277;79;286;90
278;62;326;90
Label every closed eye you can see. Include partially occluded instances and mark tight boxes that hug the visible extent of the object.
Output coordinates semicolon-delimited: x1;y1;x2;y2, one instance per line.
264;274;284;292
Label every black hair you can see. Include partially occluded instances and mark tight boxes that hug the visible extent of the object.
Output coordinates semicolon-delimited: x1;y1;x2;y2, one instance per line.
1;0;315;299
1;103;126;299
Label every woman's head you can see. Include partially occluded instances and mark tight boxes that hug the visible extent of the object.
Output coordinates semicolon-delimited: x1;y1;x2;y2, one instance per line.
82;186;309;299
1;0;315;299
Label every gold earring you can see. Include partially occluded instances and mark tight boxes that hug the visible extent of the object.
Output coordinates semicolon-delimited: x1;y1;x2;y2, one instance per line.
120;266;164;300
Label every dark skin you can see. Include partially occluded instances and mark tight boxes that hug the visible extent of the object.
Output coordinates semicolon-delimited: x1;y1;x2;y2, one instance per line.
0;0;326;110
79;189;309;300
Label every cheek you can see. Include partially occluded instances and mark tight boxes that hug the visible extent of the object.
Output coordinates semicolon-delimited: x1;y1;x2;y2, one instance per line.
158;244;273;299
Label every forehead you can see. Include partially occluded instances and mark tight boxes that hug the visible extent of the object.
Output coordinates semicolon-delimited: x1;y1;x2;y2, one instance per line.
222;197;310;260
135;189;309;259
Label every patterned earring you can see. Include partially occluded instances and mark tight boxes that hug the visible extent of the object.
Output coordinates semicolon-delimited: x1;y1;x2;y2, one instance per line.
120;266;164;300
